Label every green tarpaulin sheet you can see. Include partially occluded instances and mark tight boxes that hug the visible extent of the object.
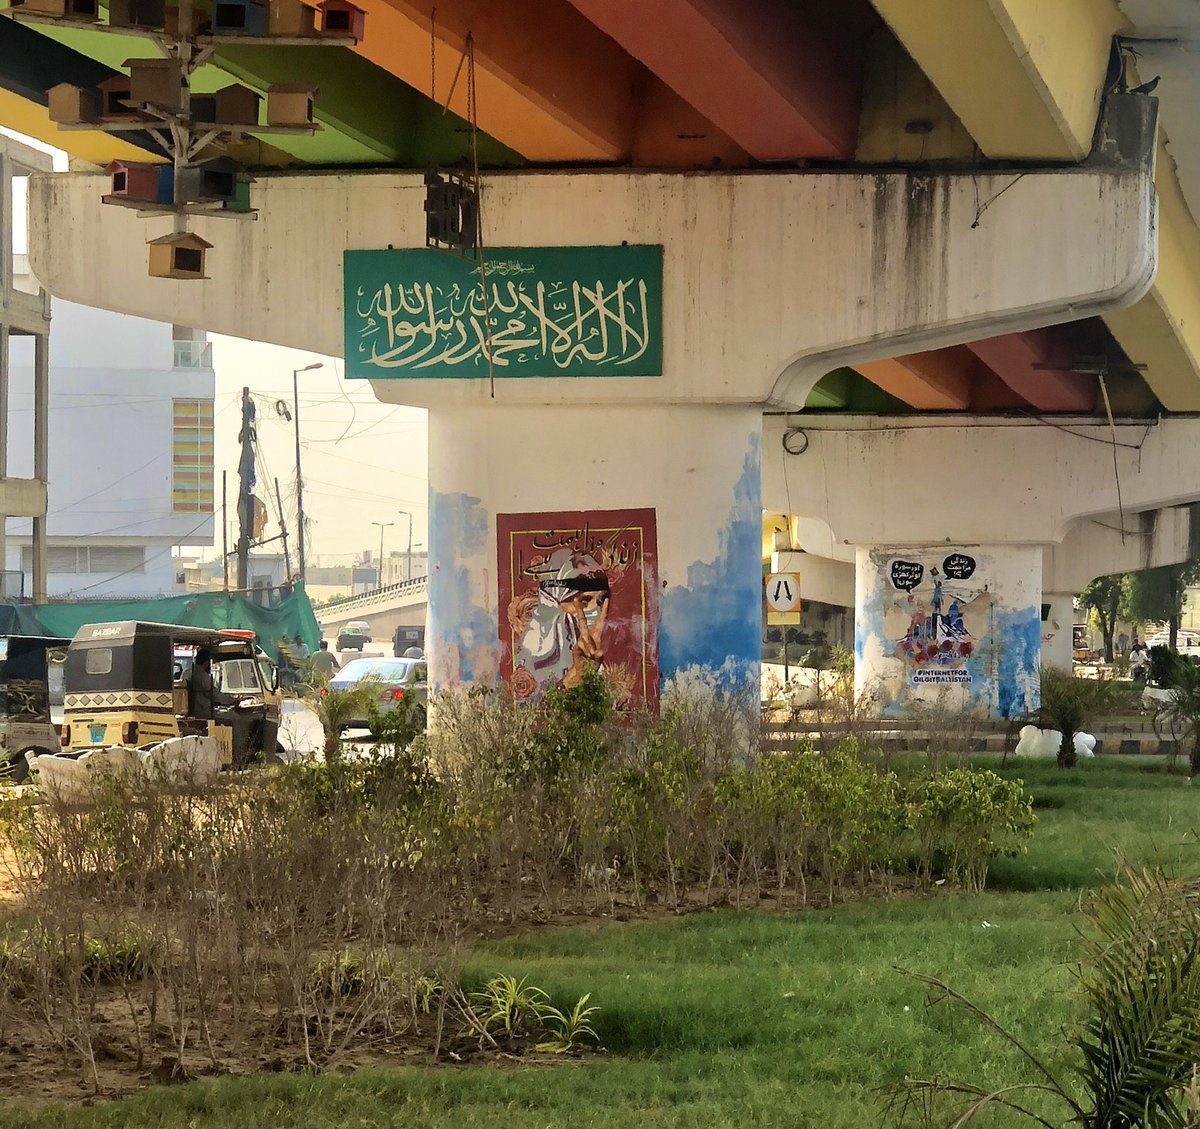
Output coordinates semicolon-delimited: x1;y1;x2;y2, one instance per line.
0;584;320;662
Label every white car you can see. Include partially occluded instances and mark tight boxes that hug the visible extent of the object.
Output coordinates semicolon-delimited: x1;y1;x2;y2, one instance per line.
1144;631;1200;655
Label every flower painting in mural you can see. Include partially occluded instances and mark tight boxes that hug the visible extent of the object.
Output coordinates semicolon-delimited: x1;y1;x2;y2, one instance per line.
884;553;994;685
497;508;660;706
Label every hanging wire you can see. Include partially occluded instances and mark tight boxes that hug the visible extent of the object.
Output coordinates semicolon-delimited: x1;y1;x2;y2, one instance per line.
465;34;497;399
1097;370;1127;546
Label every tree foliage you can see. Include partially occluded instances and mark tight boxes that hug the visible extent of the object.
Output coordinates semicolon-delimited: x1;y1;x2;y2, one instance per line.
1123;561;1200;650
1080;574;1127;663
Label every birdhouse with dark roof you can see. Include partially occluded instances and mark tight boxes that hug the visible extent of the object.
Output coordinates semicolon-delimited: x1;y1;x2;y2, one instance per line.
211;0;267;35
147;232;212;280
96;74;140;121
8;0;67;18
126;57;183;112
104;159;161;202
268;0;315;36
266;82;317;126
316;0;364;40
214;84;261;126
177;157;240;205
47;83;101;126
107;0;165;29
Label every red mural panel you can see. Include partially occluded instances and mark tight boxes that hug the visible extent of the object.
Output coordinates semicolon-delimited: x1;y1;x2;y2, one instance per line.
497;508;659;707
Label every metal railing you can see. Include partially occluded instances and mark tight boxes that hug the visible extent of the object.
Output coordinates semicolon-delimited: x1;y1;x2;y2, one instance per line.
316;574;428;615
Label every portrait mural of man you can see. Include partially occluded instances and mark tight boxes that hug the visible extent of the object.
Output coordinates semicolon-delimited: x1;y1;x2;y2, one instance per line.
497;508;660;706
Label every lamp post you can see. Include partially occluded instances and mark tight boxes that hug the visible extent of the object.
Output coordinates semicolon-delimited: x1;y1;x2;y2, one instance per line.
292;362;323;582
371;521;394;588
397;509;413;581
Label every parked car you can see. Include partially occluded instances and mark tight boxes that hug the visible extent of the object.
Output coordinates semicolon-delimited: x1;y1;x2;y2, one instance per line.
336;626;368;652
327;657;428;731
1145;631;1200;655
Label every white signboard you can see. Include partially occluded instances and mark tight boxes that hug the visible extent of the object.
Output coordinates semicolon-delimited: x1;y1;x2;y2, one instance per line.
766;573;802;614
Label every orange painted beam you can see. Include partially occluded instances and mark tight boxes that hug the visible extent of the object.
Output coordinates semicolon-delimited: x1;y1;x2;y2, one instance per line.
854;347;975;410
563;0;874;160
966;329;1096;412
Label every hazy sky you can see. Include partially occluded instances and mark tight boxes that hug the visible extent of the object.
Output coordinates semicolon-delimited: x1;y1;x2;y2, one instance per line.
209;337;429;567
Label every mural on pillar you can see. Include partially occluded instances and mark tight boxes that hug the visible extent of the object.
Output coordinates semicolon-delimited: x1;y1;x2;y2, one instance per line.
857;545;1040;719
497;509;660;707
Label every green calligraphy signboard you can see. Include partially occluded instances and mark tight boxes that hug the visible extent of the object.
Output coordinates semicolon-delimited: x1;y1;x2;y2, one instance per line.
343;246;663;379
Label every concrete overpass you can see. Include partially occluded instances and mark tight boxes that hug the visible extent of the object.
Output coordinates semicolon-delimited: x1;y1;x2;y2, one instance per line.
314;575;428;648
8;0;1200;716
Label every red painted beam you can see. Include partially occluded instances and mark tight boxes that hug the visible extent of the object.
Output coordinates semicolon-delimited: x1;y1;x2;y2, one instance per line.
564;0;874;160
966;329;1097;412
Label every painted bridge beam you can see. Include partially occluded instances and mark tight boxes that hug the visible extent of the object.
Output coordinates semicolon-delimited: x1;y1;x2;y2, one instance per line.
563;0;873;160
873;0;1200;412
965;329;1096;412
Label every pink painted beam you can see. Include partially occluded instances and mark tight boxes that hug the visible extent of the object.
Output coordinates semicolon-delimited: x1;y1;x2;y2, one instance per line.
564;0;873;160
966;329;1097;412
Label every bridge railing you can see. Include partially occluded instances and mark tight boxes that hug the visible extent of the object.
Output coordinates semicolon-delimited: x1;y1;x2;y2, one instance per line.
316;574;429;617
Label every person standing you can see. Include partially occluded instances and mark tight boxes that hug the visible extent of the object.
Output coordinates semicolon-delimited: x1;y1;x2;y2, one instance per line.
312;640;339;677
292;634;310;661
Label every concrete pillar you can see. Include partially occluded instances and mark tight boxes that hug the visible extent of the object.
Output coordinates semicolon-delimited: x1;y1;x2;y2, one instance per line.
1040;593;1075;672
854;543;1041;719
427;403;762;704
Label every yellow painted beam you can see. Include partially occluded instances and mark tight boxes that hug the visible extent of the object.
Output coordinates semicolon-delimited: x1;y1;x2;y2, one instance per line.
0;88;161;166
871;0;1127;160
1106;141;1200;411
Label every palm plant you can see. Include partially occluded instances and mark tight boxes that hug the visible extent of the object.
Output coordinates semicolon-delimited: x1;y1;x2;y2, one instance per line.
305;682;379;763
888;865;1200;1129
1032;666;1121;768
1161;659;1200;775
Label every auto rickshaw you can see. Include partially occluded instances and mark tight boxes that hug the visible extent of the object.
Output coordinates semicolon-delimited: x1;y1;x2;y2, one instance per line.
1073;624;1093;664
0;635;71;781
61;622;281;768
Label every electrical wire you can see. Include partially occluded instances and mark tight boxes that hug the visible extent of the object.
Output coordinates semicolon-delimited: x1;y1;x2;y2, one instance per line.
51;452;169;511
59;517;211;597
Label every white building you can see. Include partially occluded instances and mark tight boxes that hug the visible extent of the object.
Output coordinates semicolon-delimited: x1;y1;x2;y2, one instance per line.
4;262;215;598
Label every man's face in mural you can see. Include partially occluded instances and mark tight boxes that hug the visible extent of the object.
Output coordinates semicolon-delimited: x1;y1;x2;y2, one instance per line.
560;588;610;679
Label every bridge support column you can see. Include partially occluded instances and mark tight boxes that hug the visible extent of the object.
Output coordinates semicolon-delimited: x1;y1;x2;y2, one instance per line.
854;543;1041;719
427;402;763;703
1040;593;1076;673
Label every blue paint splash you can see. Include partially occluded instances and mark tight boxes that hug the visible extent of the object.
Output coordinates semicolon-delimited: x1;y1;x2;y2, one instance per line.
660;432;762;693
428;490;496;687
995;607;1041;718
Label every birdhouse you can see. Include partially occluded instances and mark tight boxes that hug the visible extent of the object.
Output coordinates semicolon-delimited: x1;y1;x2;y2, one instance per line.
316;0;363;39
214;84;261;126
147;233;212;280
163;3;206;34
125;57;182;112
8;0;67;18
96;74;139;121
266;82;316;126
177;157;239;205
189;93;218;123
268;0;315;36
47;83;101;125
107;0;165;27
211;0;267;35
104;159;160;202
64;0;99;19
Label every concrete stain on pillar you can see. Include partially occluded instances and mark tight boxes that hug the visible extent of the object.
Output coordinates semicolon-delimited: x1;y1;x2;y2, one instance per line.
660;432;762;693
428;491;498;690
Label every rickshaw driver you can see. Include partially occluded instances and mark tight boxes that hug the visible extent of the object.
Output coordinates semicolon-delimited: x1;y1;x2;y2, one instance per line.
189;648;252;752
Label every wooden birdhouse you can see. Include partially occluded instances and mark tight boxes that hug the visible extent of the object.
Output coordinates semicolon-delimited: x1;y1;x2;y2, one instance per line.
163;3;206;34
177;157;239;205
266;83;316;126
147;233;212;280
47;83;101;126
316;0;363;40
96;74;139;121
268;0;315;36
126;57;182;112
64;0;99;19
190;93;218;123
107;0;165;27
104;159;161;202
214;84;261;126
8;0;67;18
211;0;267;35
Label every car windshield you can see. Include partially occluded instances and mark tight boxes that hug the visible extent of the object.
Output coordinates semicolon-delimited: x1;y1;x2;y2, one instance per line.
335;659;416;685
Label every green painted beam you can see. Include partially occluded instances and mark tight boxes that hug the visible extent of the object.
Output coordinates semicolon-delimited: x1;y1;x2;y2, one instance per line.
806;367;911;413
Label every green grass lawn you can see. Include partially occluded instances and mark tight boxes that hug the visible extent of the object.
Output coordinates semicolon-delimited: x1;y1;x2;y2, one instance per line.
6;756;1200;1129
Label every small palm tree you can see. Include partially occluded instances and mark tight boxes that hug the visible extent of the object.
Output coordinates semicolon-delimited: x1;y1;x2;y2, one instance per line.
1162;659;1200;774
305;682;379;764
888;865;1200;1129
1032;666;1121;768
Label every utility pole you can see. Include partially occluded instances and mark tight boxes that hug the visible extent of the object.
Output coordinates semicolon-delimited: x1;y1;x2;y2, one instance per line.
398;509;413;582
371;520;394;588
221;470;229;591
275;477;292;584
236;386;255;592
292;362;322;584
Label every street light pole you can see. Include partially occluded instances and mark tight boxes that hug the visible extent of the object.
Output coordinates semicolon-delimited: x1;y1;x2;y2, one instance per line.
398;509;413;581
292;362;323;583
371;521;394;588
